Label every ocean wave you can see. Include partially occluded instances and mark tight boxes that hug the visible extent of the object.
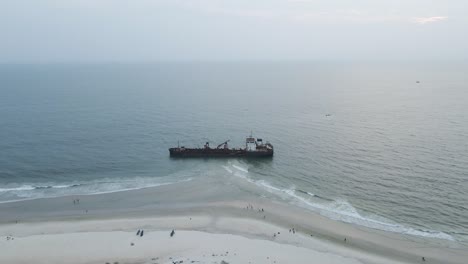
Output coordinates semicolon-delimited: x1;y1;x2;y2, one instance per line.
296;189;315;197
290;189;454;241
224;163;251;180
0;178;192;204
226;167;455;241
0;185;36;192
232;164;249;173
87;178;192;196
0;184;82;192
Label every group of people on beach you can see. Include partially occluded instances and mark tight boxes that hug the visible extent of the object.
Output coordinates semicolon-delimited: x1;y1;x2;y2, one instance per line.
136;229;144;237
72;198;80;204
245;204;264;211
134;229;176;238
245;203;266;218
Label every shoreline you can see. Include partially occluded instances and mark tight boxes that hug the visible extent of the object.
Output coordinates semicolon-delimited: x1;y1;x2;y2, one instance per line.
1;181;467;264
0;216;395;264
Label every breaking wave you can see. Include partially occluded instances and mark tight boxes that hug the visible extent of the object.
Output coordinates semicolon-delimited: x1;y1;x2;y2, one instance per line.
0;178;192;204
0;184;82;192
223;162;455;242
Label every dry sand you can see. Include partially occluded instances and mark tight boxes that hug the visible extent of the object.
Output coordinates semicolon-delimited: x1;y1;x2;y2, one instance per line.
0;180;467;264
0;216;400;264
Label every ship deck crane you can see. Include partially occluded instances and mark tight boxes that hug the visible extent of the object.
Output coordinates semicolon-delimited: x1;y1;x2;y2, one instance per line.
217;140;230;149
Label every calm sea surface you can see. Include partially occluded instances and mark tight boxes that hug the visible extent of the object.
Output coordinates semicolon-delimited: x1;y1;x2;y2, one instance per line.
0;62;467;243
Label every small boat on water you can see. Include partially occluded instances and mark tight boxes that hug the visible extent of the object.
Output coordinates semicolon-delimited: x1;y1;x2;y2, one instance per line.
169;135;273;158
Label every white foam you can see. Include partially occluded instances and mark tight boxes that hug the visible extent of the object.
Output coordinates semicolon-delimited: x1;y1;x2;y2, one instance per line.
0;178;192;204
0;184;81;193
232;164;249;173
87;178;192;196
291;192;455;241
0;185;35;192
233;174;455;241
52;185;74;189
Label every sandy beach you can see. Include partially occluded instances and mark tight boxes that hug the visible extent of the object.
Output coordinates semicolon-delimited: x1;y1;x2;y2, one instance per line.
1;178;467;264
0;217;370;264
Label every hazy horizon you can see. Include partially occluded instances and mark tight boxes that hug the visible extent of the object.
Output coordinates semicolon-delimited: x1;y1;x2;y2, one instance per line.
1;0;467;63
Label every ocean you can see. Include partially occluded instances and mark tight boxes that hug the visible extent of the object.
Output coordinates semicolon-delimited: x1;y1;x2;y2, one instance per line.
1;62;467;243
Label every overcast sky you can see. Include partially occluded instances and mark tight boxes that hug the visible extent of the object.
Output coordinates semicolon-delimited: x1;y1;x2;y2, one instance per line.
1;0;467;62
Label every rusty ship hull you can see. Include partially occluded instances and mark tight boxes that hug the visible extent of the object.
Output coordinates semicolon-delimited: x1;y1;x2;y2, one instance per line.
169;136;273;158
169;148;273;158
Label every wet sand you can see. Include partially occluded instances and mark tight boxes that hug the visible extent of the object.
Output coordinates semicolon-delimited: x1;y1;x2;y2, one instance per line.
0;179;467;264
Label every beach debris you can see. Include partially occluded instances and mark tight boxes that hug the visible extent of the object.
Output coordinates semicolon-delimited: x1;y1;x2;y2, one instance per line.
170;230;175;237
137;230;141;236
422;257;426;261
130;242;134;246
140;230;144;237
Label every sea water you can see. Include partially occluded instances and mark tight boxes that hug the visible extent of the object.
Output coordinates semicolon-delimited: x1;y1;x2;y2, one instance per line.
0;62;467;243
